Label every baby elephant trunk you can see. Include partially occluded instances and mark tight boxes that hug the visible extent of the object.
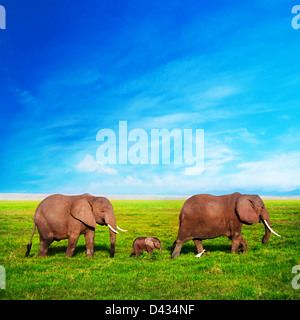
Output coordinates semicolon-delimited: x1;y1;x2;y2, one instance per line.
157;241;162;254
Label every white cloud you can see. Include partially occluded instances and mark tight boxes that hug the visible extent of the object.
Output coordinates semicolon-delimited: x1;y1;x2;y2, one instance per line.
76;154;117;175
75;149;300;195
130;151;300;194
124;175;143;186
210;128;259;144
230;152;300;192
203;85;240;100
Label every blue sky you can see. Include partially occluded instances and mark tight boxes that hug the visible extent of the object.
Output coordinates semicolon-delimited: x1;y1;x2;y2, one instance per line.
1;0;300;195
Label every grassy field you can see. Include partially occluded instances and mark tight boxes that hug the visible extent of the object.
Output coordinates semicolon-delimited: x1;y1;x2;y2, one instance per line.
0;199;299;300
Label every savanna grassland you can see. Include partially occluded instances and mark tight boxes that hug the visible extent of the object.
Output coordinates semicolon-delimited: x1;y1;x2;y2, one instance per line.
0;199;299;300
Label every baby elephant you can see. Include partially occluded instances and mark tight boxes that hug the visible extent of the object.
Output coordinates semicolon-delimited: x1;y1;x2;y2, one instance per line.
130;237;162;257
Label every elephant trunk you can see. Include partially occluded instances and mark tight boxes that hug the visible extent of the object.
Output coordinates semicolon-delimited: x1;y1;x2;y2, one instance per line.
105;213;117;258
106;219;128;258
262;216;271;244
261;209;281;244
109;230;116;258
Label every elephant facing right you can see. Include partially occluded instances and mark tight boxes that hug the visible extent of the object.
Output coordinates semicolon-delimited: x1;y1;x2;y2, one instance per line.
171;192;281;258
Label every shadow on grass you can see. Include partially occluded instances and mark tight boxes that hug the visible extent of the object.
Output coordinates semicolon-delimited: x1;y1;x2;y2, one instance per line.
27;241;232;258
46;243;111;257
167;242;232;255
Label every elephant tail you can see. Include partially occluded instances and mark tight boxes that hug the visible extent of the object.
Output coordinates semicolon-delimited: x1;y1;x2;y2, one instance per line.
25;223;36;257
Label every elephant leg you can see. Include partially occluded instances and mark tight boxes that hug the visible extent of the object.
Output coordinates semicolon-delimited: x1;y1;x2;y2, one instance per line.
239;236;248;253
130;248;135;257
84;229;95;257
146;247;154;254
171;239;184;258
66;234;79;257
135;249;142;257
231;234;243;254
172;235;194;258
37;220;53;256
193;239;205;254
231;238;239;253
231;234;248;254
38;236;53;256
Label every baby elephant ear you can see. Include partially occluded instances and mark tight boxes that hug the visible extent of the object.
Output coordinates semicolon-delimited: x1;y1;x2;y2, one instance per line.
70;199;96;228
145;237;155;249
236;195;260;224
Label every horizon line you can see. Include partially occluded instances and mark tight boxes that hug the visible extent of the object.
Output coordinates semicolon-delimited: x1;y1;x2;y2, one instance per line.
0;193;300;201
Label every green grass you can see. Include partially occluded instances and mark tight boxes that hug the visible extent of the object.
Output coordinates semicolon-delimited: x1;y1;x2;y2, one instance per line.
0;199;299;300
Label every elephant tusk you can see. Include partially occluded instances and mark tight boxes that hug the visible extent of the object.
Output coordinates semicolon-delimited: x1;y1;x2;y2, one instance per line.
117;226;127;232
108;224;119;234
263;220;281;237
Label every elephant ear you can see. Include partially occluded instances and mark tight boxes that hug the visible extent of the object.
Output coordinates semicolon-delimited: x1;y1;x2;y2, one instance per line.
70;198;96;228
236;195;260;224
145;237;155;249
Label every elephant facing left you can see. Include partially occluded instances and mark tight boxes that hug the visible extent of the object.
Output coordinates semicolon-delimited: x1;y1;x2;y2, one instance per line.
25;193;127;258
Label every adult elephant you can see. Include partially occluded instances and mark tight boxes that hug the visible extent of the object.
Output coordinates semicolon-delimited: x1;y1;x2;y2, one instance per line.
171;192;281;258
25;193;127;258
